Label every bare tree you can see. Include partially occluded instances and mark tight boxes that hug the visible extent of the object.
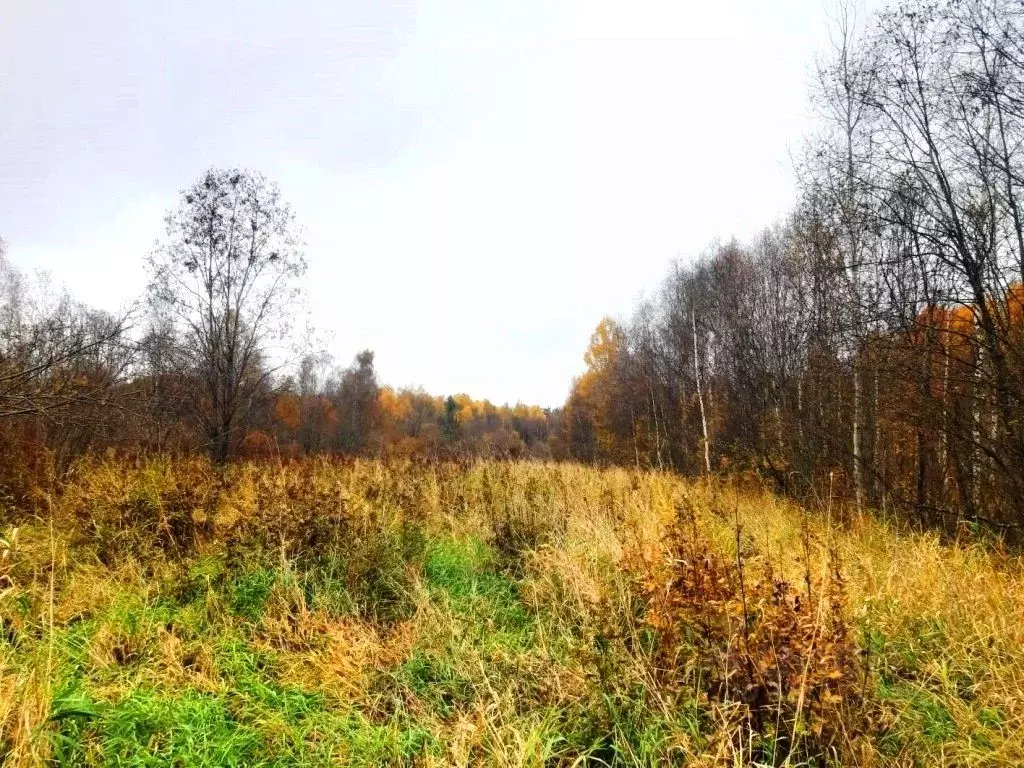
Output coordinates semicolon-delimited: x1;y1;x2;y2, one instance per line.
0;240;133;425
811;0;880;511
146;169;306;462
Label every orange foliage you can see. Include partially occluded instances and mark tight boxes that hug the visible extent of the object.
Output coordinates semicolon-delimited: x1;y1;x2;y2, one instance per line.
239;430;276;458
317;397;338;428
266;378;552;460
274;394;301;430
376;387;410;424
911;304;975;360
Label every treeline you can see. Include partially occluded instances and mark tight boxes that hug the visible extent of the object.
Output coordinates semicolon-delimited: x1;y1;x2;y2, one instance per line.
0;245;555;500
0;248;133;485
257;352;553;461
0;170;554;502
555;0;1024;528
135;345;553;463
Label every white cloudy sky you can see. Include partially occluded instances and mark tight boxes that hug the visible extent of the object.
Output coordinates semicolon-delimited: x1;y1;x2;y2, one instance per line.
0;0;870;406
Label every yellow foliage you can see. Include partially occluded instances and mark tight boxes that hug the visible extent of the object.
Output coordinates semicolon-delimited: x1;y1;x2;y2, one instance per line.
583;316;625;373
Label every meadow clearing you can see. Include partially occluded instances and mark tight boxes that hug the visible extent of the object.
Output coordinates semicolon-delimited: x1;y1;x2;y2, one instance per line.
0;458;1021;766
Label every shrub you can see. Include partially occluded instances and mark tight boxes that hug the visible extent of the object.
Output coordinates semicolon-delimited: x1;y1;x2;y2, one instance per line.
627;500;870;763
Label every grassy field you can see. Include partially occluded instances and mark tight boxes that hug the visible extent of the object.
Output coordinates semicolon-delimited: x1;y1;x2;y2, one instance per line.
0;458;1022;766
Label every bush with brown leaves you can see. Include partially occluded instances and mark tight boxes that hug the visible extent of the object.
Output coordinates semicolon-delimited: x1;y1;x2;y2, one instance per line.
627;500;871;763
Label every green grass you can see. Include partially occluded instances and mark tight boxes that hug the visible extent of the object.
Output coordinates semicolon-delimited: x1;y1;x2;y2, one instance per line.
42;621;441;767
423;537;534;642
24;539;541;766
48;685;437;767
228;569;278;621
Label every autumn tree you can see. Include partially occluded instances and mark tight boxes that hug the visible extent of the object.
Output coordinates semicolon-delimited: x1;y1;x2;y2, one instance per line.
334;350;379;453
560;318;638;464
295;352;336;452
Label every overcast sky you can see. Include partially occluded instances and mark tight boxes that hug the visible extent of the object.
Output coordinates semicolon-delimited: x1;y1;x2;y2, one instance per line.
0;0;868;407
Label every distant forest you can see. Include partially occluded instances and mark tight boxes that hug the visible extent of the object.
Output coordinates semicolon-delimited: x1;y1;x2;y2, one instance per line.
2;0;1024;530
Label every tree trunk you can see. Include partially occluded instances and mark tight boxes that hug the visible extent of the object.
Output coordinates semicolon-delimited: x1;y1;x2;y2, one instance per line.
852;354;863;511
692;310;712;475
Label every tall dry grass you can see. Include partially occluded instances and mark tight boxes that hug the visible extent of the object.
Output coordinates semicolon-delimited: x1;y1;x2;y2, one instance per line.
0;457;1020;765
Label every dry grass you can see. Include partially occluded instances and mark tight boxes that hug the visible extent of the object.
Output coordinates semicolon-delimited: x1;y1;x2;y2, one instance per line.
0;457;1021;766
